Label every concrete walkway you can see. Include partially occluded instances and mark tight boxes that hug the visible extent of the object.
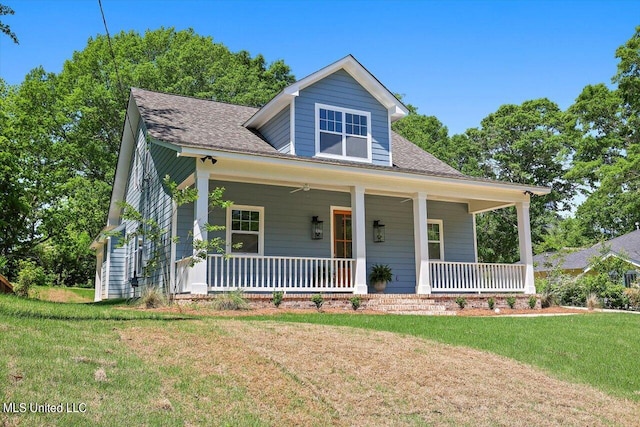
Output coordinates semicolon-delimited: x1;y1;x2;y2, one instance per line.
561;306;640;315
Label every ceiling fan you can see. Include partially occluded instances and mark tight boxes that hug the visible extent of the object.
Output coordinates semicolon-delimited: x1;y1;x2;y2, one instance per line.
290;183;311;194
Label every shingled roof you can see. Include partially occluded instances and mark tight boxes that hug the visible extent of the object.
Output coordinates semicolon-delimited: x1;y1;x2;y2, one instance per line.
131;88;466;178
534;229;640;272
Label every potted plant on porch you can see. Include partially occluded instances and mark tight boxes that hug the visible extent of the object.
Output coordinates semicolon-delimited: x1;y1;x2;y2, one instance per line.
369;264;393;293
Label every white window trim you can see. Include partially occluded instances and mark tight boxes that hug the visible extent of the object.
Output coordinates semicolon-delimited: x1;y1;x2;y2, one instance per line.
315;103;372;163
427;219;444;260
226;204;265;256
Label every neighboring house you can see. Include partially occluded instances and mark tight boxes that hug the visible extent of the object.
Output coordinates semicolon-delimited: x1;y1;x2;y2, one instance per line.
92;55;549;301
533;229;640;286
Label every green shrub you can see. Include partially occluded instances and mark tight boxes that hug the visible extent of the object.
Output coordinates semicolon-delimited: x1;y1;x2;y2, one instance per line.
311;294;324;310
506;296;516;309
211;289;248;311
15;260;47;298
528;296;537;309
455;296;466;309
271;291;284;308
487;297;495;310
556;280;587;306
75;280;95;289
601;284;629;309
139;286;166;309
349;296;362;311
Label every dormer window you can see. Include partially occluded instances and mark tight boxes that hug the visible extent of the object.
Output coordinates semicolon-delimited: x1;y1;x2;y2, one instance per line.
315;103;372;162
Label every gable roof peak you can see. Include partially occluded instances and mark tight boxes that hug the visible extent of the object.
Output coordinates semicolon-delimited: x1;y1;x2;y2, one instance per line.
244;54;409;128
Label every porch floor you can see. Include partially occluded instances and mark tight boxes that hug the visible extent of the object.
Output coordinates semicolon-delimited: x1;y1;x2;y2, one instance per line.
173;293;541;314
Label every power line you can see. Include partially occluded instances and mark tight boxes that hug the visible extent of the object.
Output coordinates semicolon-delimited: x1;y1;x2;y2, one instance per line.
97;0;138;163
98;0;126;99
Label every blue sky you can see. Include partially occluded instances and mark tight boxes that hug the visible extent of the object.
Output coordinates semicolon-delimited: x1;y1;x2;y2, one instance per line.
1;0;638;135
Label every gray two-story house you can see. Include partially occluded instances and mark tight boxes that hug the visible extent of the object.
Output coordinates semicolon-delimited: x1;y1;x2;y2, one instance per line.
93;55;549;300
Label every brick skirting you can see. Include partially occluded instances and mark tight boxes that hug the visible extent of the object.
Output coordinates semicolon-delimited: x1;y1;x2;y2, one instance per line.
174;293;541;314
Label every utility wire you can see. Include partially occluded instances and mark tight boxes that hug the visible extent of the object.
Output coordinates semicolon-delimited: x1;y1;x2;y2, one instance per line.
97;0;137;142
98;0;126;99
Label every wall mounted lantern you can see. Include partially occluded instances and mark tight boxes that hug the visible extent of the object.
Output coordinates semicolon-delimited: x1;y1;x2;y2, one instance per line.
311;216;324;240
373;220;386;243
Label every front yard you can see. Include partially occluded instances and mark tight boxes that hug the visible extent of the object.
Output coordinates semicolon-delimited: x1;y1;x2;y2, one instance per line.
0;295;638;426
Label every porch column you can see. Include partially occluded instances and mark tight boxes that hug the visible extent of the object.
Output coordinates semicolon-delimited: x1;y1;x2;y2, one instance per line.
190;168;209;294
413;192;431;294
516;201;535;294
351;185;368;294
94;247;104;302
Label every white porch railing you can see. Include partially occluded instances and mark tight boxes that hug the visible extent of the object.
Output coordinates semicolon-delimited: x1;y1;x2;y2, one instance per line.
430;261;526;293
207;255;355;292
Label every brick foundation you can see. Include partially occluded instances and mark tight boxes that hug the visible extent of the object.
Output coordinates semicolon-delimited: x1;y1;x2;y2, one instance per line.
174;293;541;314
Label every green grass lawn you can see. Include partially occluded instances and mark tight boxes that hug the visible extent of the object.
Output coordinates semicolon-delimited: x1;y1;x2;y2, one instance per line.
1;296;259;427
65;287;95;300
31;286;95;303
1;295;638;426
243;311;640;401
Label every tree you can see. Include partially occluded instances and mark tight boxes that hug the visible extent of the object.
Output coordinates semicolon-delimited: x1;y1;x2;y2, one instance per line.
391;104;452;162
0;80;29;263
614;25;640;144
566;27;640;240
2;28;294;285
464;99;577;262
0;3;18;44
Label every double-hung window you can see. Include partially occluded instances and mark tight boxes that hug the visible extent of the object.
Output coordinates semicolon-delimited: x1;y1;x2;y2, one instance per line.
227;205;264;255
427;220;444;260
315;103;371;162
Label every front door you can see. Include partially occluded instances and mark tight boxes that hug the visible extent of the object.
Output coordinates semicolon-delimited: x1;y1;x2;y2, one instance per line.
333;210;352;286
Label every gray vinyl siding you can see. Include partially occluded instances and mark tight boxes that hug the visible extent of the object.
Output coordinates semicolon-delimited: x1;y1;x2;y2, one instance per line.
259;105;291;153
295;69;391;166
112;123;196;298
107;233;127;299
176;201;194;260
365;195;416;294
207;181;350;257
428;201;476;262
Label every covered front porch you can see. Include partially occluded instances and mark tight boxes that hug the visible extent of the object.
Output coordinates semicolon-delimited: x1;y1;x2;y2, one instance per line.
171;154;540;296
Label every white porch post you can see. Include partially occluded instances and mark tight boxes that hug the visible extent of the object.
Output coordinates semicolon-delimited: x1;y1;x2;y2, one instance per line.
516;201;535;294
351;186;368;294
94;248;104;302
190;167;209;294
170;200;178;294
413;192;431;294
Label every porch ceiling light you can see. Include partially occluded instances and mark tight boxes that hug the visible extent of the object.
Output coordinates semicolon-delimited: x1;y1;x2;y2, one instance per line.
311;216;324;240
373;220;385;243
200;155;217;165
